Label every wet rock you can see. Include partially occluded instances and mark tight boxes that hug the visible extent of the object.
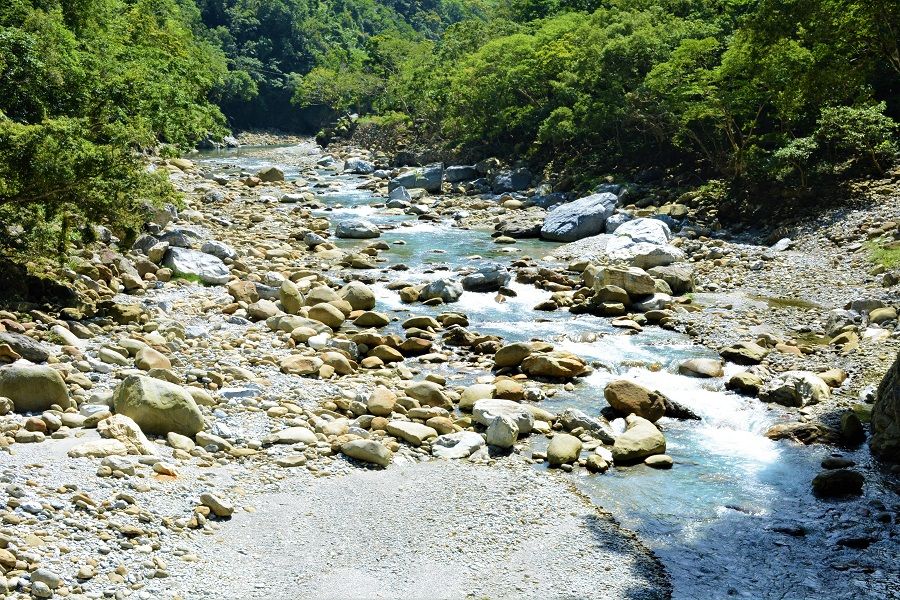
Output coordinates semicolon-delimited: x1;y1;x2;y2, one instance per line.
112;375;205;436
0;365;71;412
604;380;666;422
611;415;666;463
486;414;518;448
461;265;511;293
841;411;865;444
759;371;830;407
520;351;586;379
163;247;230;284
336;220;381;239
540;192;617;242
472;398;535;434
720;341;769;365
678;358;724;378
420;279;463;303
644;454;673;469
341;439;392;467
547;433;582;466
811;469;864;497
765;421;840;444
494;342;533;369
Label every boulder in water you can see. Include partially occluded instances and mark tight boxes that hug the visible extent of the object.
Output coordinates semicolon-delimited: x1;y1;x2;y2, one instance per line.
335;220;380;239
461;265;511;293
540;192;617;242
389;163;443;193
420;279;463;303
611;415;666;463
604;380;666;422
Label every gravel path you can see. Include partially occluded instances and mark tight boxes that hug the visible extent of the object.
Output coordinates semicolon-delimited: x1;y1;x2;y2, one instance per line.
168;460;670;600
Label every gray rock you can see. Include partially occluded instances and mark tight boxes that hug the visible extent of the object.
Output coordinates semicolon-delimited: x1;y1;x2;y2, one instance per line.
445;165;478;183
472;399;535;435
0;365;71;412
872;351;900;461
432;431;486;459
389;163;443;193
760;371;830;407
420;279;463;303
388;186;412;202
341;439;392;467
201;240;237;261
112;375;204;436
344;157;375;174
461;265;511;293
335;220;381;239
486;414;519;448
541;192;618;242
492;168;532;193
605;212;632;233
558;408;616;444
647;264;694;295
256;166;284;182
0;332;50;362
162;247;230;285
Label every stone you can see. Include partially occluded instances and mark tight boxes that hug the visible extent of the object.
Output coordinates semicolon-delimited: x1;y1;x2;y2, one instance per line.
720;341;769;365
558;408;616;443
420;279;463;303
405;381;452;410
339;281;376;310
201;240;237;261
341;439;392;467
308;303;345;329
472;398;534;434
494;342;533;368
520;351;586;379
759;371;830;407
112;375;204;436
135;347;171;371
432;431;485;458
540;192;617;242
678;358;724;378
280;280;304;314
67;439;129;458
0;365;71;412
280;355;324;376
868;306;897;324
162;247;230;285
811;469;864;497
644;454;673;469
459;383;495;411
269;427;317;445
248;300;280;321
444;165;478;183
586;265;656;297
256;166;284;182
492;167;532;193
370;345;403;363
611;218;672;245
647;264;694;295
31;568;61;590
841;411;865;443
604;380;666;421
726;371;763;395
872;351;900;461
389;163;443;193
167;432;195;452
354;311;390;327
386;420;438;446
611;415;666;463
344;157;375;174
336;219;381;239
367;386;396;417
200;492;234;517
461;265;512;293
0;332;50;362
486;414;518;448
547;433;582;466
97;414;158;455
227;280;259;303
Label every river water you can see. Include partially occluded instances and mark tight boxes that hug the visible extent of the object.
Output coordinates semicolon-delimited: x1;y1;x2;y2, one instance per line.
192;145;891;599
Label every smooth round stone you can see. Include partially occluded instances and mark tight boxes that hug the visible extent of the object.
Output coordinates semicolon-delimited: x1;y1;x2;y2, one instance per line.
644;454;673;469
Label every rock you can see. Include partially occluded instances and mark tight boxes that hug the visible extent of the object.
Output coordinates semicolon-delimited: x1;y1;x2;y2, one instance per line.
444;165;478;183
386;420;438;446
354;311;390;327
31;568;61;590
647;264;694;295
339;281;376;310
280;355;324;376
389;163;443;193
0;332;50;362
420;279;463;303
492;167;532;193
759;371;830;407
112;375;204;436
604;380;666;422
341;439;392;467
431;431;485;459
280;280;305;314
841;411;865;443
811;469;864;497
547;433;582;466
868;306;897;324
459;383;495;411
720;341;769;365
167;432;195;452
227;280;259;304
486;414;519;448
872;351;900;461
135;347;171;371
344;157;375;174
472;398;535;434
461;265;511;293
308;303;345;329
200;493;234;517
201;240;237;261
678;358;724;378
388;186;412;202
67;439;128;458
540;192;617;242
558;408;615;443
586;454;610;473
269;427;317;445
644;454;673;469
765;421;840;445
97;414;157;455
520;351;586;379
0;365;71;412
726;371;763;395
494;342;533;368
256;166;284;182
162;247;230;285
367;386;396;417
612;218;672;245
586;265;656;297
336;220;381;239
405;381;452;409
611;415;666;463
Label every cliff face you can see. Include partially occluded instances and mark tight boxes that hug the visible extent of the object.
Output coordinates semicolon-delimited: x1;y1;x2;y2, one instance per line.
873;352;900;462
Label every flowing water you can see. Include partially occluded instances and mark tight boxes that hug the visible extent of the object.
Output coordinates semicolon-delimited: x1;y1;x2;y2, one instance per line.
193;145;890;599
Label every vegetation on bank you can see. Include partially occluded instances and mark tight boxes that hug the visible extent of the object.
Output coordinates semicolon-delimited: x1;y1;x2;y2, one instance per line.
1;0;898;259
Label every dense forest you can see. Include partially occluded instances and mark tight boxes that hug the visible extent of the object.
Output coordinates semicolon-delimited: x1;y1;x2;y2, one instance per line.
1;0;898;255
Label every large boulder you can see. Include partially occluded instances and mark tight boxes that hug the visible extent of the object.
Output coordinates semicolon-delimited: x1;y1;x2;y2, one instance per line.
335;220;380;239
389;163;443;193
461;265;511;293
611;415;666;463
759;371;830;407
472;399;535;435
610;218;672;245
343;157;375;175
338;281;376;311
162;247;230;285
200;240;237;261
485;414;518;448
540;192;617;242
256;166;284;182
0;365;71;412
648;264;694;295
604;380;666;422
112;375;204;436
585;265;656;297
0;332;50;363
444;165;478;183
420;279;463;303
720;341;769;365
432;431;485;459
491;168;532;193
872;351;900;461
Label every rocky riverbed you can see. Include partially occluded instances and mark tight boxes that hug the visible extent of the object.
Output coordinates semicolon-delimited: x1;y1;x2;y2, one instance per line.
0;139;898;599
